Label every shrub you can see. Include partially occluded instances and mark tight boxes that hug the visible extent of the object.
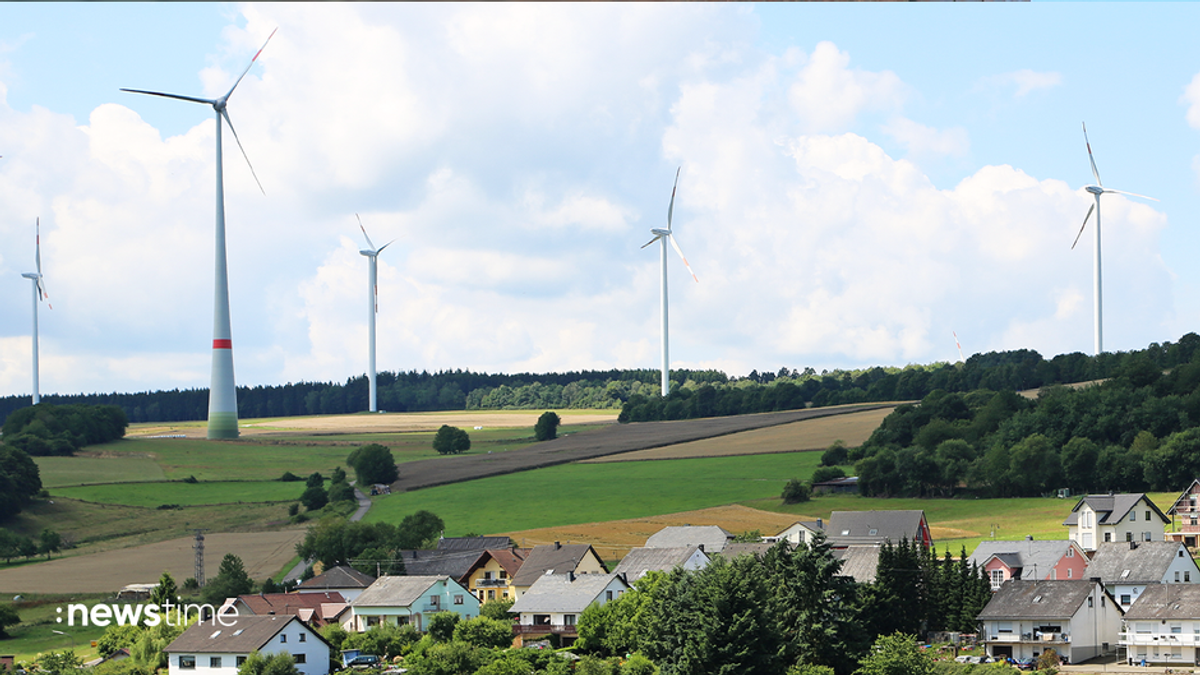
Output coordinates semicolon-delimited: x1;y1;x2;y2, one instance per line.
821;441;849;467
534;411;561;441
782;478;811;504
346;444;399;485
811;466;846;484
279;471;302;482
300;486;328;511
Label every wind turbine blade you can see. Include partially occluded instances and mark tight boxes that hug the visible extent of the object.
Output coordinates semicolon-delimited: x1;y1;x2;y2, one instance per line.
1102;188;1159;202
221;109;265;194
357;214;377;250
377;240;397;255
35;217;42;276
668;235;698;283
224;28;278;100
1071;203;1095;250
1083;122;1102;186
641;235;662;249
667;166;680;230
120;88;215;106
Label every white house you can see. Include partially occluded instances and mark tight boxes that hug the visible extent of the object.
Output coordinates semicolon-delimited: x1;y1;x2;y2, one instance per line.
771;520;824;546
1063;494;1169;552
164;615;331;675
611;546;708;584
977;580;1123;664
349;575;479;632
1084;541;1200;608
295;566;376;603
1120;584;1200;666
509;572;629;647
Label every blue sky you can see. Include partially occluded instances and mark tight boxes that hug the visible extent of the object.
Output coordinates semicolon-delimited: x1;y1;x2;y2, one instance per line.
1;3;1199;398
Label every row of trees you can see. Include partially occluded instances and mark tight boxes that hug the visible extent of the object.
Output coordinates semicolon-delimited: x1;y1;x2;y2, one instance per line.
2;403;127;456
293;511;445;575
0;444;42;521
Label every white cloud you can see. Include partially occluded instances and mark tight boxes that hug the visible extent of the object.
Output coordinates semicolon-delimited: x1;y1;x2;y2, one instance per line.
787;41;906;133
983;69;1063;98
881;117;969;157
1183;72;1200;129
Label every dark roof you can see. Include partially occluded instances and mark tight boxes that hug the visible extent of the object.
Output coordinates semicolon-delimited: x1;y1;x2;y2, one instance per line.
1124;584;1200;620
643;526;733;552
1062;493;1168;526
509;573;628;614
613;547;706;583
834;545;882;583
235;592;344;616
825;510;928;547
165;615;328;654
461;548;531;582
967;540;1083;580
511;544;605;588
718;542;775;559
352;575;455;607
1084;541;1194;585
297;565;375;591
398;548;486;581
977;580;1108;620
437;536;511;552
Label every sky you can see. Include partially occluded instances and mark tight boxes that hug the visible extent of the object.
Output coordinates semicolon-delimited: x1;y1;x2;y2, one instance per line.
2;3;1199;399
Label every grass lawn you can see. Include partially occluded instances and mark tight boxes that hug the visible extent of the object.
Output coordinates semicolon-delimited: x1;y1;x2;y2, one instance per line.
49;480;328;508
35;455;166;488
2;595;111;663
365;451;825;535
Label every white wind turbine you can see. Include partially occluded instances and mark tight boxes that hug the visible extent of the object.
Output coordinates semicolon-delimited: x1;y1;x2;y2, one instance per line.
357;214;395;413
122;29;276;439
20;218;51;405
641;167;698;397
1071;123;1158;356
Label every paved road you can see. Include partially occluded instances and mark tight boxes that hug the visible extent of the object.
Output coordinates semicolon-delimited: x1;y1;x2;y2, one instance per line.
388;403;897;493
281;483;372;583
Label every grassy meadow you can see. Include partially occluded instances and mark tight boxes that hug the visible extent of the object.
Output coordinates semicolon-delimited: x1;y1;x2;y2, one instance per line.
50;479;327;508
2;595;111;662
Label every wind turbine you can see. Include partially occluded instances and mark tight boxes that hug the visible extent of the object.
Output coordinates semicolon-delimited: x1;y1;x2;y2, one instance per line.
357;214;395;413
20;218;51;405
122;29;276;439
1071;123;1158;356
641;167;698;397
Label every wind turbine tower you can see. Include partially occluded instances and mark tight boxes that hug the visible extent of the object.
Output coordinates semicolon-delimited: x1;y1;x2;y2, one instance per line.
1071;123;1158;356
122;29;276;439
20;218;50;405
357;215;394;413
641;167;698;397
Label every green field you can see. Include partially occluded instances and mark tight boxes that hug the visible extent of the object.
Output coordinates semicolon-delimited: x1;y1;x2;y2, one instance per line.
364;451;826;535
1;595;111;662
35;455;166;488
50;479;327;508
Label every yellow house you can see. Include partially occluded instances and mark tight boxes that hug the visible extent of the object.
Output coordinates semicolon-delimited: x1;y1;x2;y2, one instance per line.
462;548;530;603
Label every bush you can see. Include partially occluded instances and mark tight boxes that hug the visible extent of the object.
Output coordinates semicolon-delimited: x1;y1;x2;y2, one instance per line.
328;481;356;503
534;411;561;441
811;466;846;484
346;444;399;485
300;485;328;511
821;441;849;467
432;425;471;455
479;598;515;620
305;472;324;488
426;611;460;642
781;478;811;504
453;616;515;649
287;503;299;517
1036;649;1060;674
279;471;302;482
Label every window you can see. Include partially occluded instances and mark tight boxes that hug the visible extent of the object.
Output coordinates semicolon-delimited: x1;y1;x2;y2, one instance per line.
293;654;306;664
1067;548;1075;557
280;634;287;643
299;633;306;643
487;590;495;600
179;656;196;670
564;614;576;626
990;570;1005;590
1067;569;1073;579
454;595;464;605
998;622;1012;634
1177;571;1182;582
1121;595;1132;605
483;571;493;580
1136;623;1152;634
1171;624;1183;634
1088;597;1094;608
1187;572;1192;582
1181;550;1186;558
210;658;222;668
1131;511;1137;522
1147;510;1152;521
606;591;613;601
237;657;247;667
1145;532;1153;542
499;570;508;579
1104;532;1112;543
429;596;440;607
869;529;878;536
1127;532;1134;542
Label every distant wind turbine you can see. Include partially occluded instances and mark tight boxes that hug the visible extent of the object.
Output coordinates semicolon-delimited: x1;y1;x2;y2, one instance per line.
1071;123;1158;356
357;214;395;413
122;29;276;439
20;218;51;405
953;331;965;363
641;167;698;397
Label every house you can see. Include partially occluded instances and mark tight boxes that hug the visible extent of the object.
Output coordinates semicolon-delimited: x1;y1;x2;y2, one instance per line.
349;575;479;631
1063;493;1169;552
164;615;332;675
224;592;346;628
968;538;1090;590
612;546;709;584
397;548;489;581
1119;584;1200;666
643;526;733;553
977;579;1122;664
295;566;375;603
437;536;511;552
509;572;629;647
825;510;932;549
1083;541;1200;608
1165;479;1200;549
510;543;608;597
461;548;531;603
771;520;824;546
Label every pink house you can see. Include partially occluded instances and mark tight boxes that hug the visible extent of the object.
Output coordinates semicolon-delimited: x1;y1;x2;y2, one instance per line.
968;538;1089;590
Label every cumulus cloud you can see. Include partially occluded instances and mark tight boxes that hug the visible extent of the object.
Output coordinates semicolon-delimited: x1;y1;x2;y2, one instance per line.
982;69;1063;98
1183;72;1200;129
881;117;969;158
787;41;906;133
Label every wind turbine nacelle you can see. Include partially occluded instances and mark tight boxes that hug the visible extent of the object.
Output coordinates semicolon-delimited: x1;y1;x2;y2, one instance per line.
359;250;375;257
1085;186;1104;195
650;228;670;236
21;273;39;280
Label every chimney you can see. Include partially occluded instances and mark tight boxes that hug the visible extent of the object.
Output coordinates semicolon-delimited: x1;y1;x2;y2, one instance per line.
817;518;823;529
1130;541;1138;550
698;544;705;553
555;541;561;550
568;571;575;582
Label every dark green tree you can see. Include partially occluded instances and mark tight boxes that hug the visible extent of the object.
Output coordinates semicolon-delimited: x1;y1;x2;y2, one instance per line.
534;411;561;441
0;603;19;638
305;472;324;488
479;598;515;620
782;478;811;504
237;651;300;675
426;611;460;642
39;528;62;559
432;425;471;455
300;485;328;511
201;554;254;604
346;444;399;485
452;616;515;649
149;571;178;609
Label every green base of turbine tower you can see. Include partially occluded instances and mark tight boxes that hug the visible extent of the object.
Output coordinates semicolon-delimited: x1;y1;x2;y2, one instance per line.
207;412;239;439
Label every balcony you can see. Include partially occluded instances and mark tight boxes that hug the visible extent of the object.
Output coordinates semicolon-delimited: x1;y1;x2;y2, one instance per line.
1120;632;1200;646
987;633;1069;644
513;624;577;636
476;579;508;588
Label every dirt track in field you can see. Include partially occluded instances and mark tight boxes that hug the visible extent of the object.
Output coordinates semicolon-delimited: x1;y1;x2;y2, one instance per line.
387;404;897;492
0;531;306;594
502;504;803;561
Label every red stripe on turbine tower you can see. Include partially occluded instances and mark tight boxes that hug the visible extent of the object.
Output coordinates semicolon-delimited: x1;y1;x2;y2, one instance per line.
213;339;232;349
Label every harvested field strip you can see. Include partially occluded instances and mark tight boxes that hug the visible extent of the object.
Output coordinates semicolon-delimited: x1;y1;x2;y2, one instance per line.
0;530;307;594
502;504;802;561
583;407;894;463
366;451;824;536
50;479;325;507
36;454;166;487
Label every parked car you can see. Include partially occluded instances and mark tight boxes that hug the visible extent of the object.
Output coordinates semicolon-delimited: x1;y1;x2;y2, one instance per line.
347;655;382;668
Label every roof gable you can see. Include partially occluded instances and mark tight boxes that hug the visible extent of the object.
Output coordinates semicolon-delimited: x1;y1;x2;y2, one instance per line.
351;575;452;607
977;580;1111;620
165;615;330;654
1084;541;1196;584
1063;493;1168;526
1124;584;1200;620
825;510;928;546
297;565;375;591
509;573;628;614
511;544;605;588
644;526;733;552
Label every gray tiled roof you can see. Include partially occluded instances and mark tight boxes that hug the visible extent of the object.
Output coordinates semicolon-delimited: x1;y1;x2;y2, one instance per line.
165;615;317;654
1084;541;1190;585
351;575;448;607
967;540;1082;580
511;544;604;588
1062;493;1167;526
719;542;775;559
612;547;705;583
834;545;881;583
977;580;1101;620
298;565;376;591
1123;584;1200;620
509;573;627;614
437;536;511;552
398;548;485;581
643;526;733;552
825;510;927;546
